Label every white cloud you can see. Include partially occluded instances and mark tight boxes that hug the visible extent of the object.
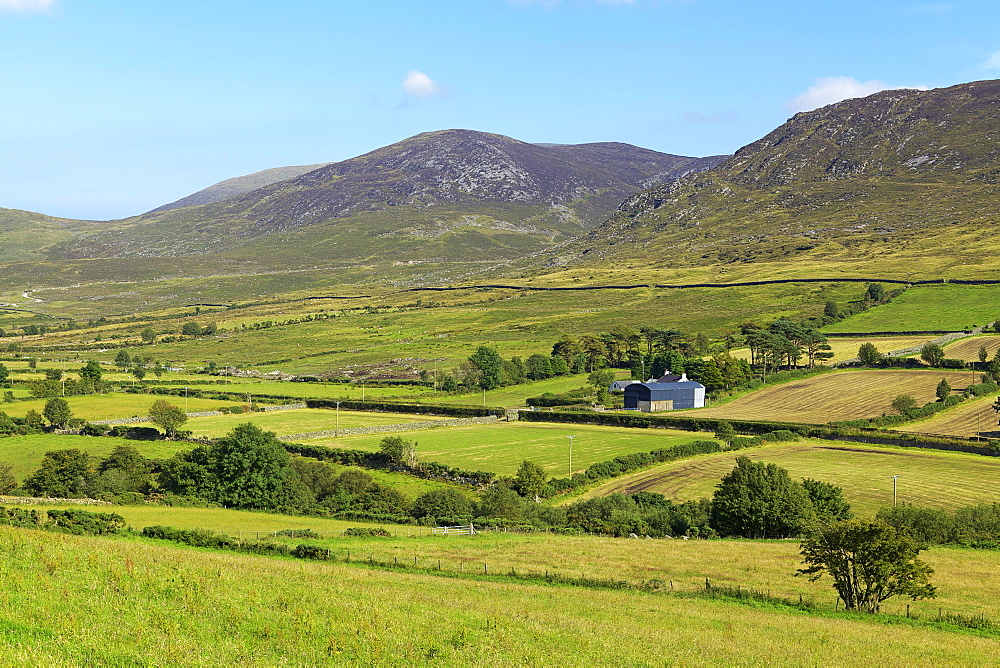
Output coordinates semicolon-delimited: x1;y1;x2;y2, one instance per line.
0;0;55;12
402;70;443;99
983;51;1000;70
786;76;926;112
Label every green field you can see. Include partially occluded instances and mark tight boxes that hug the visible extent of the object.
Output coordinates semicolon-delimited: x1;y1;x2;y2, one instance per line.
131;407;441;439
1;393;254;422
580;439;1000;516
0;434;186;480
307;421;709;477
823;284;1000;333
1;526;998;664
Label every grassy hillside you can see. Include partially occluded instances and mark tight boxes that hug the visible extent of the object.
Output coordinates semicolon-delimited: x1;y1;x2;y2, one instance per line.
579;439;1000;516
823;284;1000;333
1;526;999;663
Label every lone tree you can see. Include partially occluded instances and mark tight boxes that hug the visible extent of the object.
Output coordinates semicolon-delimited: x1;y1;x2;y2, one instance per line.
148;399;188;438
857;342;883;366
797;520;936;613
920;343;945;367
512;459;548;501
379;435;417;467
891;395;918;414
42;397;72;429
935;378;952;402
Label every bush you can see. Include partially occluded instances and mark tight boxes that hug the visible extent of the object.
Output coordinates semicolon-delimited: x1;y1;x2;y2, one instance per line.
275;529;319;538
46;508;128;535
342;527;392;537
291;544;332;559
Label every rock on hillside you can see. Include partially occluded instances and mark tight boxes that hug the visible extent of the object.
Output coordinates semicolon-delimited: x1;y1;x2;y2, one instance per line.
553;79;1000;273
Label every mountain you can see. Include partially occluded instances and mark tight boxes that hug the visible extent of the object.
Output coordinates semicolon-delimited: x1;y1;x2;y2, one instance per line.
50;130;726;265
0;207;99;262
548;79;1000;277
146;163;331;213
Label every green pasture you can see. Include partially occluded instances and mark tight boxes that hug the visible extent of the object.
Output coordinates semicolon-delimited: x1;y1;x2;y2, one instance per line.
580;439;1000;516
0;434;186;480
1;528;998;664
131;407;440;439
823;284;1000;333
0;392;252;422
307;421;710;477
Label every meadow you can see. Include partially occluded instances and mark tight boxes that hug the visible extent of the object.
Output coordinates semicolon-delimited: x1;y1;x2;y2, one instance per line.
0;434;186;480
301;421;709;477
0;526;998;664
0;393;253;422
823;284;1000;333
131;407;441;439
728;335;937;365
579;439;1000;516
676;369;974;423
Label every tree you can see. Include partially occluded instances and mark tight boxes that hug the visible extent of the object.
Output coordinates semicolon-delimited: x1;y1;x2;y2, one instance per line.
710;457;816;538
148;399;188;438
468;346;503;390
920;343;945;367
0;363;8;386
140;327;156;344
525;354;553;380
512;460;548;501
207;423;302;510
0;461;16;494
411;488;473;520
801;478;852;521
181;321;202;337
79;360;102;383
865;282;886;303
22;449;91;497
798;520;936;613
379;435;417;467
891;395;918;414
114;349;131;371
43;397;72;429
823;301;841;320
979;345;989;365
587;368;616;390
935;378;952;402
713;421;736;443
857;342;883;366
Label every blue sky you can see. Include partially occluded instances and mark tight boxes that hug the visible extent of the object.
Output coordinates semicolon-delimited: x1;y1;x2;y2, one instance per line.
2;0;999;220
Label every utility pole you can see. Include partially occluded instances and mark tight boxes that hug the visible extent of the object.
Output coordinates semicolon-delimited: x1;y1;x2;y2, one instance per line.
890;475;901;506
335;400;341;436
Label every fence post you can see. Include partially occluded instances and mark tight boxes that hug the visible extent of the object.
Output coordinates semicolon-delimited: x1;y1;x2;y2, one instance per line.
705;578;710;591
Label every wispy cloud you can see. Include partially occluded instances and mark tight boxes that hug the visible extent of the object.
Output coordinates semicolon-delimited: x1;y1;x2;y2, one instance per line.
982;50;1000;70
786;76;927;112
0;0;55;13
402;70;443;99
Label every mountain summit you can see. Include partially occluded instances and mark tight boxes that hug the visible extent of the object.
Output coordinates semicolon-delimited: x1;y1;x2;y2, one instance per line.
53;129;725;263
556;79;1000;275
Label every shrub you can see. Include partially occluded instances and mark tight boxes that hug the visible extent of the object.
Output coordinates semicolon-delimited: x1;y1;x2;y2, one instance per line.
291;544;332;559
342;527;392;537
275;529;319;539
46;508;128;535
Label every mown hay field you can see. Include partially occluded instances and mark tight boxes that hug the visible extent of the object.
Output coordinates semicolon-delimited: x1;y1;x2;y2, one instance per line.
1;393;250;422
306;421;708;477
943;334;1000;362
896;393;1000;439
1;527;999;664
578;439;1000;516
679;369;973;423
729;335;936;365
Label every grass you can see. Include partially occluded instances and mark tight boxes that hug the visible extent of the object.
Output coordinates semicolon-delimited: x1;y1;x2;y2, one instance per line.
130;407;441;439
1;527;999;663
579;439;1000;516
823;284;1000;333
895;393;1000;439
0;434;187;480
0;393;253;422
943;334;1000;362
676;369;974;423
306;421;709;477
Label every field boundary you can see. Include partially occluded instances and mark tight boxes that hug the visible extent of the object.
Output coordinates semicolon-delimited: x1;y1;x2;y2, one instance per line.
278;415;499;441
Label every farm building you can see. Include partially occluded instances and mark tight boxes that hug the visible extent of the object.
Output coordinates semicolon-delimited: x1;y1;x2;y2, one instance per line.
623;372;705;412
609;379;642;392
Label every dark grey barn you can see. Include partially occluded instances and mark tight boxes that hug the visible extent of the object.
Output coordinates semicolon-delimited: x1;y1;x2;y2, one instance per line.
623;372;706;412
